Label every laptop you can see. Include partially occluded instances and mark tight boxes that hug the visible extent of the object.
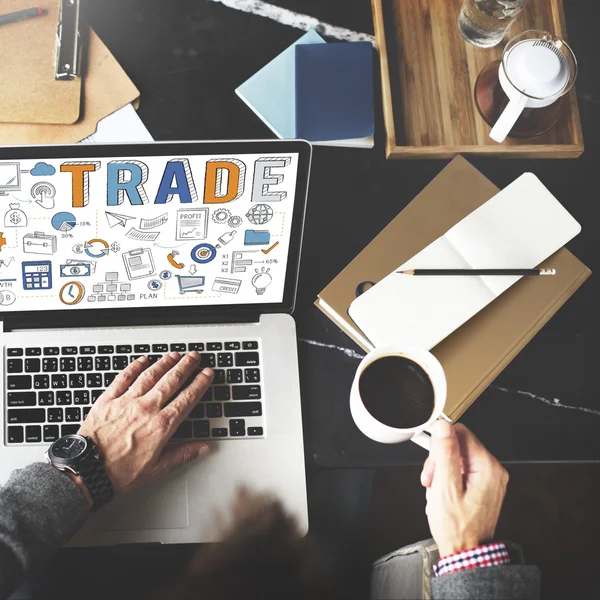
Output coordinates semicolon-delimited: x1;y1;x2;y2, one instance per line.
0;140;311;545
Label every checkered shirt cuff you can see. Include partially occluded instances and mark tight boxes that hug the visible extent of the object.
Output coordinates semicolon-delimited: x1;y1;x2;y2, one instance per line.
433;542;510;577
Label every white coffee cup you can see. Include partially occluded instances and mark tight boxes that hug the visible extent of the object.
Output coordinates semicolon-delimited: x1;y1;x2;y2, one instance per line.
350;345;447;450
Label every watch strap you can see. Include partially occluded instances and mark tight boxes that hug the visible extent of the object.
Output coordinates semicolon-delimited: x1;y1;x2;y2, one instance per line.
78;449;114;511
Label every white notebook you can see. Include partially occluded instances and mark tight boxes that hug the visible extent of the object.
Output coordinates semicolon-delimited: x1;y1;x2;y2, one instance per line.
348;173;582;350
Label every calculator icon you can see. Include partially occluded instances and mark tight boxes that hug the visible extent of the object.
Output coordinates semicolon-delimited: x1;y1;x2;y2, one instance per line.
22;260;53;290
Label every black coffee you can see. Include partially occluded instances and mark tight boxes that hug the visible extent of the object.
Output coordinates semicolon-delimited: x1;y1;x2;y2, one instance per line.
359;356;435;429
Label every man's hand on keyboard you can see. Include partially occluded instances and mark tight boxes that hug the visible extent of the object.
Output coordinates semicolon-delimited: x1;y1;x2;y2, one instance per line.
78;351;213;499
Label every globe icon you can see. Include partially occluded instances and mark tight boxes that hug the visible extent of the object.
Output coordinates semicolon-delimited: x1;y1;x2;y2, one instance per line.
246;203;273;225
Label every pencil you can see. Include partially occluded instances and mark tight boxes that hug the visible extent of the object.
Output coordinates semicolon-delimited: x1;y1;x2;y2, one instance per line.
0;7;46;27
398;268;556;276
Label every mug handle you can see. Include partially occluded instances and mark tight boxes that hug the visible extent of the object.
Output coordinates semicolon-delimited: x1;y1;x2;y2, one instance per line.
489;93;528;143
411;430;431;451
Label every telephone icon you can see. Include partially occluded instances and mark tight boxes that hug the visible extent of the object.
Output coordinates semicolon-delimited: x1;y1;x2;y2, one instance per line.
167;250;184;269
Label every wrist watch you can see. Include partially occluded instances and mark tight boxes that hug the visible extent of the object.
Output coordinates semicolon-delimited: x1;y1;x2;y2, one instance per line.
46;434;114;511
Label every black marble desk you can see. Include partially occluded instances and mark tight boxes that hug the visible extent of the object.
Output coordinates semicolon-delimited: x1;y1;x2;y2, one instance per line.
11;2;595;599
86;0;598;469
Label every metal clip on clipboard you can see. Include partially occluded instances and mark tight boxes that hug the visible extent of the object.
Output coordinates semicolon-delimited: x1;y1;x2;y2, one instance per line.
55;0;81;80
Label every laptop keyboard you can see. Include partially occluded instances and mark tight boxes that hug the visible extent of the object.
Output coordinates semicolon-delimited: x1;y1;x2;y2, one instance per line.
4;341;264;445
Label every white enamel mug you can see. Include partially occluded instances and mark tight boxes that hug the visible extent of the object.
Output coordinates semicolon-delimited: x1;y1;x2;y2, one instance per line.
350;345;447;450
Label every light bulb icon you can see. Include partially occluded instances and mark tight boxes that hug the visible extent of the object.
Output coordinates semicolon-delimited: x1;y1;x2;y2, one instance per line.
251;267;272;295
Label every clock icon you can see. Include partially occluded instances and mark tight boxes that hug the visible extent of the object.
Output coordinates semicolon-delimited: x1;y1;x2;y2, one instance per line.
59;281;85;305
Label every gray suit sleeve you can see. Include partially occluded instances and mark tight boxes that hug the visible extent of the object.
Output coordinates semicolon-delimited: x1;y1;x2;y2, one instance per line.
0;463;89;599
432;565;541;599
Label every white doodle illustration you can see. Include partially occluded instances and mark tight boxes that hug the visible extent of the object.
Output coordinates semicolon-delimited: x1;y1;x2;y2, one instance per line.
60;262;92;277
231;250;258;273
167;250;184;269
0;151;297;314
59;281;85;305
190;243;217;264
212;277;242;294
51;212;77;232
176;208;208;240
87;272;133;303
106;211;135;228
244;230;271;246
251;157;291;202
246;203;273;225
60;162;100;208
84;239;110;259
228;215;243;228
156;158;198;204
212;208;231;224
251;267;272;295
176;275;205;294
148;279;163;291
0;257;15;268
4;204;28;228
205;158;246;204
22;261;52;290
140;213;168;230
0;162;22;196
217;230;236;246
122;247;156;280
31;182;56;210
23;232;57;255
0;290;16;305
30;162;56;177
126;228;160;242
261;241;279;255
107;161;149;205
66;258;96;273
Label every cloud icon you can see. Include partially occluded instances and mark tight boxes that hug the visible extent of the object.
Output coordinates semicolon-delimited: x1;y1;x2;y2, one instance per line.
30;162;56;177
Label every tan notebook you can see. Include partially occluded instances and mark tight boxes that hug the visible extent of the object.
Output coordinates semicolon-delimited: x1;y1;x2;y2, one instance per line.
0;28;140;145
0;0;82;124
315;156;591;422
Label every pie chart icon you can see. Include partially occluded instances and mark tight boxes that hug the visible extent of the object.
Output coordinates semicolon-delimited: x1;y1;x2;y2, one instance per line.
51;212;77;232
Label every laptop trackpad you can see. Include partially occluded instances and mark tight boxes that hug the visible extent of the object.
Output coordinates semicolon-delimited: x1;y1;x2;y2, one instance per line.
90;474;189;531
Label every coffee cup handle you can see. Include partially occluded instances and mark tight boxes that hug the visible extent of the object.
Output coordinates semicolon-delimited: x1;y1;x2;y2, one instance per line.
411;430;431;451
490;93;528;143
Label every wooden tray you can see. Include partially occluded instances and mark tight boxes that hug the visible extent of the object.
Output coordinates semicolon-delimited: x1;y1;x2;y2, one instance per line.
372;0;584;159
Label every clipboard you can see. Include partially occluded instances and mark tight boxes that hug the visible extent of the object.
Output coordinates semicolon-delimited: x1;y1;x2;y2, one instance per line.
0;0;83;124
0;28;141;144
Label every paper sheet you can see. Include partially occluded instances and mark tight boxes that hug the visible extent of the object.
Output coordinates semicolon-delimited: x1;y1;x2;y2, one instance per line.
80;104;153;144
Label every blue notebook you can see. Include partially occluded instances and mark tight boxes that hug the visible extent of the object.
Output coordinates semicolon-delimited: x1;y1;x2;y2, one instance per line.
236;32;374;148
295;42;374;142
235;30;325;139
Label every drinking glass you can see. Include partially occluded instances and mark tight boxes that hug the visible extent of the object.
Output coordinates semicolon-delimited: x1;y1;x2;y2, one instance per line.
459;0;528;48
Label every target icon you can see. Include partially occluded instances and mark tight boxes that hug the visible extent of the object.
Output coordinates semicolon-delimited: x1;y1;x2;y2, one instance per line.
190;243;217;264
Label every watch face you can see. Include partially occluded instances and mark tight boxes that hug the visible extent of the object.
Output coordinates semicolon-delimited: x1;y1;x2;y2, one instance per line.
51;435;88;461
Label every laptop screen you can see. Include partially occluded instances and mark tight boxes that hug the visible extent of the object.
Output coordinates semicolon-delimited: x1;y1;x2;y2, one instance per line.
0;141;310;323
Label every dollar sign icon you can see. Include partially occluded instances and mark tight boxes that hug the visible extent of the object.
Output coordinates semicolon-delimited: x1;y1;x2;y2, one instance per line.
6;205;26;228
